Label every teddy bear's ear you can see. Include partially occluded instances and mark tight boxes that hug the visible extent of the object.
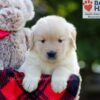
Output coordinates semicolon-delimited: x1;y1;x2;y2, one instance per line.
24;0;35;21
66;22;77;50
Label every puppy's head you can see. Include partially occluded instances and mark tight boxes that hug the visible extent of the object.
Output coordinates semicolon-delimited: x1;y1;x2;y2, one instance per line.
30;15;77;63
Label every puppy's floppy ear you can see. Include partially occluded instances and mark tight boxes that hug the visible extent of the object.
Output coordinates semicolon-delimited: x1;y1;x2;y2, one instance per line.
67;23;77;50
29;25;36;50
24;28;33;49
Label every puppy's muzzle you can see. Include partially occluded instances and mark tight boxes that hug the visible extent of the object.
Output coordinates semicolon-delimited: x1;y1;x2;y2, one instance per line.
47;51;56;60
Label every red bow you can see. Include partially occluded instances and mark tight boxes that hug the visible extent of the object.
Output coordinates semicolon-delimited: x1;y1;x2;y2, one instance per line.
0;30;11;39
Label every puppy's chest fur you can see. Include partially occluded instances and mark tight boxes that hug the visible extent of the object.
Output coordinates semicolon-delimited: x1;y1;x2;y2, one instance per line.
38;60;79;75
0;31;27;68
25;52;80;75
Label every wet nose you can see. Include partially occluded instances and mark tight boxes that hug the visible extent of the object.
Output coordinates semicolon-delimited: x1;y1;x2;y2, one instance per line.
47;51;56;59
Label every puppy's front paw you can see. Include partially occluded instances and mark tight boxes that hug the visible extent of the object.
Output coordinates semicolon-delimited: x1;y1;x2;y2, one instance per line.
23;75;40;93
51;76;68;93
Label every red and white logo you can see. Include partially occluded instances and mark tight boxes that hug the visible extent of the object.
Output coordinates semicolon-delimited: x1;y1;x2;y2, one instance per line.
83;0;93;11
83;0;100;19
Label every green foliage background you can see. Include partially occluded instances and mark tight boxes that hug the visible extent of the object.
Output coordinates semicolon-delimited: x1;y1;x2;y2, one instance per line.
28;0;100;71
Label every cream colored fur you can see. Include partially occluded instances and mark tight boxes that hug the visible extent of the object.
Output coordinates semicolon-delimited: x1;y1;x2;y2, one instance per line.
19;16;81;99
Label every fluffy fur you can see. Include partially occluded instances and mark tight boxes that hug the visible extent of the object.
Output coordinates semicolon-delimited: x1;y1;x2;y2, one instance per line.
19;16;81;99
0;0;34;69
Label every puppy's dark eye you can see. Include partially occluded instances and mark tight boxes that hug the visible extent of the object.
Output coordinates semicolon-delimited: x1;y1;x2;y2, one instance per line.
41;39;46;43
58;39;63;43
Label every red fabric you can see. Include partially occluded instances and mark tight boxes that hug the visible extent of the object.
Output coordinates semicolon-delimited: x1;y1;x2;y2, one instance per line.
0;69;80;100
1;78;23;100
0;30;11;39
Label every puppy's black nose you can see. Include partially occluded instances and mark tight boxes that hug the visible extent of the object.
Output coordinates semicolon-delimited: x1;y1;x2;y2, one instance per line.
47;51;56;59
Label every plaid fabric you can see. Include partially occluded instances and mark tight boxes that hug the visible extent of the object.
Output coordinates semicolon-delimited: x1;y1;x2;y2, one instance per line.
0;68;80;100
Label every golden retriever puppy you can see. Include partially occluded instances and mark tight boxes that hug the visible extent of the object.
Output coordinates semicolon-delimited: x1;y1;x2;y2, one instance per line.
19;15;81;96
